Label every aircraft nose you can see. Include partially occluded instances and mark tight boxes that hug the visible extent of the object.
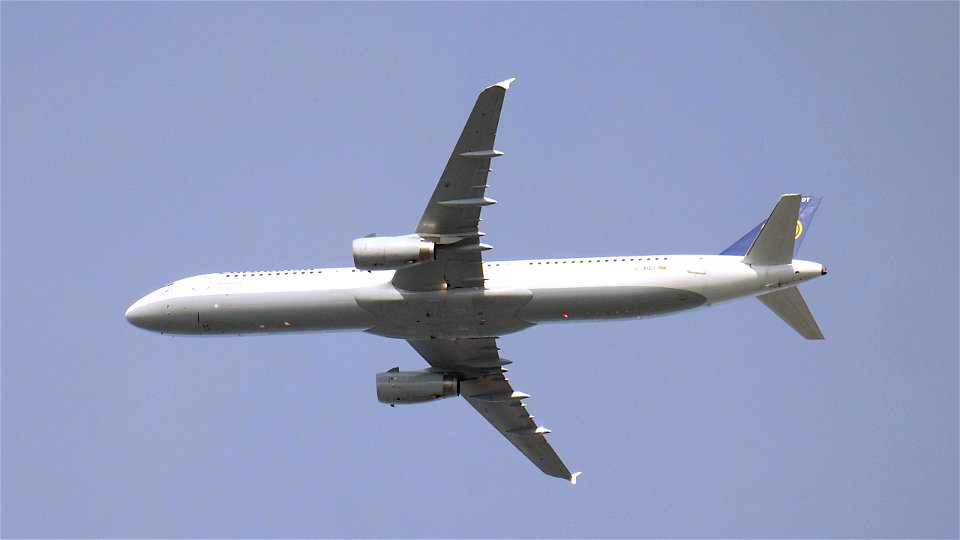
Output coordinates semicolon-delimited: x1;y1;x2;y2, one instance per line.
125;297;164;331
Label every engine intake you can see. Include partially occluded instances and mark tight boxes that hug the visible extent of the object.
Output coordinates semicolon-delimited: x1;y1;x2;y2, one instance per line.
376;368;459;404
352;235;435;270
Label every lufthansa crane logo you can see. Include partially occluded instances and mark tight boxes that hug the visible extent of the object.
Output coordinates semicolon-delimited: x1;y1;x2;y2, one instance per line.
795;220;803;240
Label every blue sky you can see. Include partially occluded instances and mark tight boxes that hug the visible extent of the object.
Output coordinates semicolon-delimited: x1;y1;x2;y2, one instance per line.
2;3;957;538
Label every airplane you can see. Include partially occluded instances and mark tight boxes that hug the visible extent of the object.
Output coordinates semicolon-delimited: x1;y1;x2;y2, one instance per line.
125;78;827;484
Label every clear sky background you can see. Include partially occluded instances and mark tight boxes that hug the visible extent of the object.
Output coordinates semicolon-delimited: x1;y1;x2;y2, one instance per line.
2;3;957;538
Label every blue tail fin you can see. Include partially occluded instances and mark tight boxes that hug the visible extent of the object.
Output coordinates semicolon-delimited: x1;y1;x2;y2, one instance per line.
720;196;821;257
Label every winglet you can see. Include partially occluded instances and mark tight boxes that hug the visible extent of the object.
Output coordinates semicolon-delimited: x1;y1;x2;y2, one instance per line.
487;77;516;90
570;472;583;485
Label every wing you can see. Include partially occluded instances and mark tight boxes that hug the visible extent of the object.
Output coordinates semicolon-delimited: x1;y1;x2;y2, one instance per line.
407;337;580;483
392;78;514;292
394;80;578;482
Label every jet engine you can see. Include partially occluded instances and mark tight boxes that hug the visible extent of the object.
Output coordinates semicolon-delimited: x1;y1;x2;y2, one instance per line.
352;235;435;270
376;368;459;404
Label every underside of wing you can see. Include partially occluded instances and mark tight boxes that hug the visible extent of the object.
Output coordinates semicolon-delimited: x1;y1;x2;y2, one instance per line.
393;79;513;292
415;79;512;236
407;337;579;483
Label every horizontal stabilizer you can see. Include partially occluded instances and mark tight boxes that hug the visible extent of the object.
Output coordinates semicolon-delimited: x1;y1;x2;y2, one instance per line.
757;287;824;340
742;194;802;266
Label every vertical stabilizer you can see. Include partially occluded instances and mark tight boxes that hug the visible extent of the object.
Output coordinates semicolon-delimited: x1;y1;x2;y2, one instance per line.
722;196;821;258
741;194;801;266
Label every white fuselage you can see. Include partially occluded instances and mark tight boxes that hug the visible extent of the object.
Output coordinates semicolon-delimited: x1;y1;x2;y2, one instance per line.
125;254;826;338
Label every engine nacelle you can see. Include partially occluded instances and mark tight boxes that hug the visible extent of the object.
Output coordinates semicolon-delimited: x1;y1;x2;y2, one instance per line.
376;368;459;404
352;235;435;270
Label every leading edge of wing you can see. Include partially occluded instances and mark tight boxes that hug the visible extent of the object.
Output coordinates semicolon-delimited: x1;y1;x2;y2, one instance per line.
407;337;580;483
